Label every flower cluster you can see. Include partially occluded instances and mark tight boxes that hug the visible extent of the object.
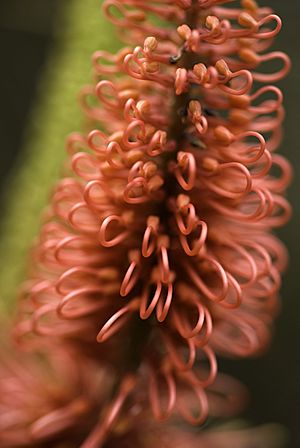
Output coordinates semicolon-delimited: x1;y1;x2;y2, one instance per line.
1;0;291;446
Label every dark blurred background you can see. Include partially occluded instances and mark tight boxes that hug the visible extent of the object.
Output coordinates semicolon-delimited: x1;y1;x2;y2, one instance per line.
0;0;59;203
0;1;299;446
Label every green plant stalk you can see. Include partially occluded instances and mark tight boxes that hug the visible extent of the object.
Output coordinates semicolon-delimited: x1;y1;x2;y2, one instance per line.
0;0;121;312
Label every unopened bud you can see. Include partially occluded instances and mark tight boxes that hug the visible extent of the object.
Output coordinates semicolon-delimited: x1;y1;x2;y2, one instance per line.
229;109;252;126
214;126;233;145
127;11;145;22
177;24;192;40
142;61;159;74
193;63;207;82
238;12;258;28
129;249;140;263
147;215;160;230
98;268;119;281
148;175;164;192
202;157;219;172
119;89;139;102
242;0;258;12
143;161;157;178
215;59;230;76
206;15;220;30
177;194;190;210
239;48;259;64
189;100;202;117
229;94;251;109
144;36;158;52
157;235;170;249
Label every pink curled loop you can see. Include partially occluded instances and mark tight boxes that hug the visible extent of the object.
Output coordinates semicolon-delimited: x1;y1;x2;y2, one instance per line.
206;187;274;222
120;252;141;297
31;398;89;441
180;219;208;257
186;257;229;303
214;128;267;165
66;132;86;156
97;299;140;343
123;52;145;81
212;312;268;357
175;198;197;236
188;101;208;136
147;130;166;156
194;308;213;347
123;177;149;204
105;141;127;169
158;244;170;284
56;287;108;320
221;69;253;95
250;85;283;114
191;346;218;388
253;52;291;83
103;1;132;27
92;48;130;75
99;215;129;248
202;160;252;199
237;131;267;164
87;130;107;155
68;203;98;234
194;115;208;135
254;14;282;39
31;303;66;337
142;217;159;258
163;332;196;371
219;242;257;289
84;180;114;210
207;372;248;418
95;80;120;109
124;47;173;85
92;50;118;75
81;375;136;448
149;363;176;421
175;68;188;95
124;98;140;122
156;281;173;322
140;264;174;322
78;85;100;121
218;273;242;309
122;120;146;149
140;281;162;320
176;372;209;425
174;152;196;191
171;299;206;339
71;152;99;180
56;268;91;296
54;235;98;266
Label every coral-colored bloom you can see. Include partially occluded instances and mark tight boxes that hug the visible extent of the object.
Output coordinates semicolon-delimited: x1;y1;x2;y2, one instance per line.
14;0;291;428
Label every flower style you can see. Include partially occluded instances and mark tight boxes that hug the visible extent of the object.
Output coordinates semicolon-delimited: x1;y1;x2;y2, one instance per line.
15;0;291;426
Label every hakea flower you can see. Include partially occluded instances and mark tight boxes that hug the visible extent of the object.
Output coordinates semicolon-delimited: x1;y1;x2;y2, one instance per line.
15;0;291;425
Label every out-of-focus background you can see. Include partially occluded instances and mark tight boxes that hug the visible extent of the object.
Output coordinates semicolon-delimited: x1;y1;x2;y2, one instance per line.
0;0;59;207
0;1;299;446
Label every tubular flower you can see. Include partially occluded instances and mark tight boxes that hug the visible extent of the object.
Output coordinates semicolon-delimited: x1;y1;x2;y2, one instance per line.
15;0;290;426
